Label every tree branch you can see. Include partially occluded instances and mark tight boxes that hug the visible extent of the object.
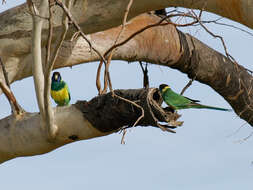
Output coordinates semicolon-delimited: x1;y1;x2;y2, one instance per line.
43;0;72;140
0;82;23;115
0;88;181;163
1;13;253;125
101;0;133;94
27;0;48;117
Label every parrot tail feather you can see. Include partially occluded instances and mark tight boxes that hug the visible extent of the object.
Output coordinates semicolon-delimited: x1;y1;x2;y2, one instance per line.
195;104;232;111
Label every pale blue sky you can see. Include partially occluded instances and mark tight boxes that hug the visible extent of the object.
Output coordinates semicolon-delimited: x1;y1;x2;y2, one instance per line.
1;1;253;190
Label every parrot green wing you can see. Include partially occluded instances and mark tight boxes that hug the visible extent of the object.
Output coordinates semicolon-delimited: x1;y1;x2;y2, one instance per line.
162;88;193;110
161;87;231;111
63;81;71;105
67;84;71;103
184;96;200;103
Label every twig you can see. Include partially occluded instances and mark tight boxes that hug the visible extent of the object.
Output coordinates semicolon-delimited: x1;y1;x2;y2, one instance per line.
190;10;236;62
0;82;24;115
146;95;176;133
120;129;127;144
43;0;71;139
97;11;201;95
100;0;133;95
104;13;199;58
97;11;200;95
114;92;145;127
199;20;253;37
101;52;113;94
234;130;253;144
139;61;149;89
44;0;53;72
96;60;103;95
226;123;246;138
55;0;107;65
180;77;195;95
113;90;145;144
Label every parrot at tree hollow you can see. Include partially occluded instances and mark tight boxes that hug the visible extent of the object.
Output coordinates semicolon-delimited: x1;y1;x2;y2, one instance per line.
50;72;71;106
159;84;232;111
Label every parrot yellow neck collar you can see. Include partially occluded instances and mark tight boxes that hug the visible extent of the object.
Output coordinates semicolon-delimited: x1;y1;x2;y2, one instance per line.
162;86;170;93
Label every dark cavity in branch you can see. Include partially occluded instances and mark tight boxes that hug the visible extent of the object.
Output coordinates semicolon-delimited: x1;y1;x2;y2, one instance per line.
74;88;183;133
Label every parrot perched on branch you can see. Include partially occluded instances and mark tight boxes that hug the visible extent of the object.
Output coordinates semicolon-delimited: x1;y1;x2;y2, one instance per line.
51;72;71;106
159;84;231;111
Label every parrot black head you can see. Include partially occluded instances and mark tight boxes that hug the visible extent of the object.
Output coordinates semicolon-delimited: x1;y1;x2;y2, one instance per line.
52;72;62;82
159;84;170;92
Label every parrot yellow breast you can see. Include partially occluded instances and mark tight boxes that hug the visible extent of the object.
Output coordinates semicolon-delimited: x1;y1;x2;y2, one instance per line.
51;87;69;102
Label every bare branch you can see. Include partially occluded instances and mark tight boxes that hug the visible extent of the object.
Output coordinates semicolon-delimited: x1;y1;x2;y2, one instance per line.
44;0;53;72
120;129;127;144
0;82;24;115
0;88;181;163
54;0;107;65
114;93;145;128
180;77;195;95
139;61;149;89
198;19;253;37
27;0;49;117
104;12;199;58
0;58;24;115
96;12;196;95
96;60;103;95
190;10;235;62
43;0;72;139
100;0;133;94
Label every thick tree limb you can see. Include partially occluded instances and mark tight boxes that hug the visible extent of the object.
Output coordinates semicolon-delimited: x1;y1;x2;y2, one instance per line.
0;0;252;162
0;13;252;125
174;32;253;125
1;0;252;40
0;88;181;163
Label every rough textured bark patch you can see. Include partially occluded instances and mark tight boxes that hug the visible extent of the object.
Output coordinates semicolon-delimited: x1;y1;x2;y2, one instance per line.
75;88;182;133
170;30;253;125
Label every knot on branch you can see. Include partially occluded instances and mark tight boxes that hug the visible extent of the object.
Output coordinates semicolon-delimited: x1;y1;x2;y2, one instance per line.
74;88;183;133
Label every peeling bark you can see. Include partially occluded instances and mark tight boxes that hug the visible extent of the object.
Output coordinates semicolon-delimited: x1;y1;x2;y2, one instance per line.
0;88;181;163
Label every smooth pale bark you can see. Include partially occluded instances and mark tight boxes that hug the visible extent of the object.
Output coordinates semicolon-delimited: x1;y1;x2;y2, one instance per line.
29;0;48;117
0;105;106;163
0;0;253;163
0;88;180;163
0;13;252;127
0;13;252;130
1;0;252;84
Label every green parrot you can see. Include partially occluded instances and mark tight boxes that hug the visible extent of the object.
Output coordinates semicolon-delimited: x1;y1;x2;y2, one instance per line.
159;84;231;111
50;72;71;106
